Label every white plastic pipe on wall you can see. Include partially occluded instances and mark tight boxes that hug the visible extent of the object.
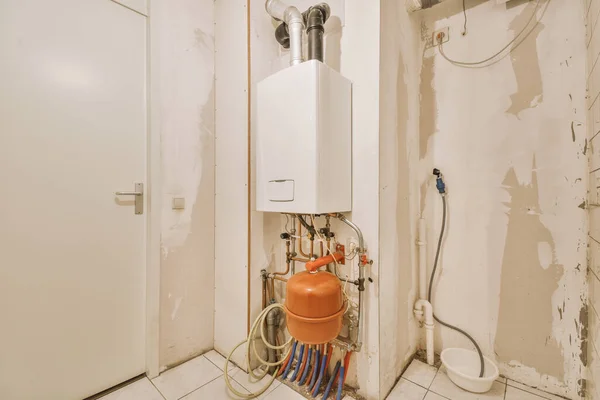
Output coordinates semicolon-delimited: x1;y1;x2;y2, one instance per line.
414;217;434;366
415;300;435;366
418;218;427;301
265;0;304;65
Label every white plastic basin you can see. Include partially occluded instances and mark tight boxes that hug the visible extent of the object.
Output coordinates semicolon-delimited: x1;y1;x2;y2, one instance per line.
440;348;499;393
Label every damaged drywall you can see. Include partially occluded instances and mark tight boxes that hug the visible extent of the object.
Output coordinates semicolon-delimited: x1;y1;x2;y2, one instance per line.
418;0;587;397
586;0;600;395
495;164;565;380
419;56;437;160
506;2;544;117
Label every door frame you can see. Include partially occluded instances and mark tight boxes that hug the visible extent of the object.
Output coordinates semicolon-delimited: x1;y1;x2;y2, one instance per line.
105;0;162;382
146;0;161;379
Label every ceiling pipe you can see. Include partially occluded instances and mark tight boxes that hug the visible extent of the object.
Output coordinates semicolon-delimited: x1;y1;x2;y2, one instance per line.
406;0;444;12
305;4;331;62
265;0;305;65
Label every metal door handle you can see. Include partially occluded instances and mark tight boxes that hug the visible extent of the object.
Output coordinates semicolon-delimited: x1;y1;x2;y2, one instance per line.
115;191;142;196
115;182;144;215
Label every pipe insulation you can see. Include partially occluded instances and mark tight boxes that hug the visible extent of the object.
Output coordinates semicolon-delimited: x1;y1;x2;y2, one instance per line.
414;217;435;365
266;307;279;373
265;0;304;65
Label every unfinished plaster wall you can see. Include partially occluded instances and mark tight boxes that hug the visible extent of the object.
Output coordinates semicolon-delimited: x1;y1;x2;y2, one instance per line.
586;0;600;397
378;0;422;397
420;0;587;398
153;0;215;370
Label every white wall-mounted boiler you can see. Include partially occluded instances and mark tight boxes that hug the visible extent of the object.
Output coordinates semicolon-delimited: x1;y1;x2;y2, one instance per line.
256;60;352;214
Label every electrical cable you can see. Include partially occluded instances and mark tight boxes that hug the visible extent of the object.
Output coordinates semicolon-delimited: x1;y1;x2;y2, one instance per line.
297;214;315;236
310;215;358;309
224;303;293;399
437;0;550;68
461;0;467;36
428;193;485;378
284;214;291;233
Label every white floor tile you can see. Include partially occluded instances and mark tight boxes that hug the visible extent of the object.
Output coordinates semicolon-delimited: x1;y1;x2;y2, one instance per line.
402;359;439;389
204;350;228;371
507;380;566;400
425;392;450;400
99;378;165;400
387;378;428;400
262;383;307;399
181;376;249;400
505;386;547;400
231;369;281;399
429;368;506;400
152;356;223;400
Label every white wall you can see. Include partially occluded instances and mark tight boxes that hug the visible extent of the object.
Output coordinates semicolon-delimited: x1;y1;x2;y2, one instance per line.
150;0;216;370
378;0;423;397
419;0;587;397
213;0;249;367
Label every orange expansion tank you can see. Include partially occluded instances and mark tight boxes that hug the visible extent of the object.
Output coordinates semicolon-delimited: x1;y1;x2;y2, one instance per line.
284;251;346;344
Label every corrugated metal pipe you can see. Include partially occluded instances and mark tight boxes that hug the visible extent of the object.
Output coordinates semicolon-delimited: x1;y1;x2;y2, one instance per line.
266;307;279;374
305;4;330;62
265;0;304;65
406;0;445;11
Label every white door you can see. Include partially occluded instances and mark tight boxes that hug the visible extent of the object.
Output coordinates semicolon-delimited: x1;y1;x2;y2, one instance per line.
0;1;147;399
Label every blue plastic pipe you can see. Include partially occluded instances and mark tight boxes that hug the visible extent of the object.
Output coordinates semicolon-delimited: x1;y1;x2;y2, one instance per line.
283;341;297;379
290;344;305;382
336;364;344;400
322;360;341;400
311;351;328;397
299;347;313;385
309;348;321;391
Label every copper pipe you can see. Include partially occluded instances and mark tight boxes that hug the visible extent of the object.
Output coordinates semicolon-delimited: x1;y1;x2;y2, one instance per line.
291;215;297;275
320;241;325;257
291;256;311;263
326;235;332;272
309;237;314;258
269;278;275;301
273;240;291;276
297;220;310;258
272;275;288;283
262;277;267;309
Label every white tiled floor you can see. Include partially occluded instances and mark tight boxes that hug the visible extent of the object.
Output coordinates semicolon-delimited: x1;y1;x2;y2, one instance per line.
395;359;568;400
100;354;569;400
99;350;299;400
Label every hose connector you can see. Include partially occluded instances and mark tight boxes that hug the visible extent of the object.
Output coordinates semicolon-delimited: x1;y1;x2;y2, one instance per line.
433;168;446;194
